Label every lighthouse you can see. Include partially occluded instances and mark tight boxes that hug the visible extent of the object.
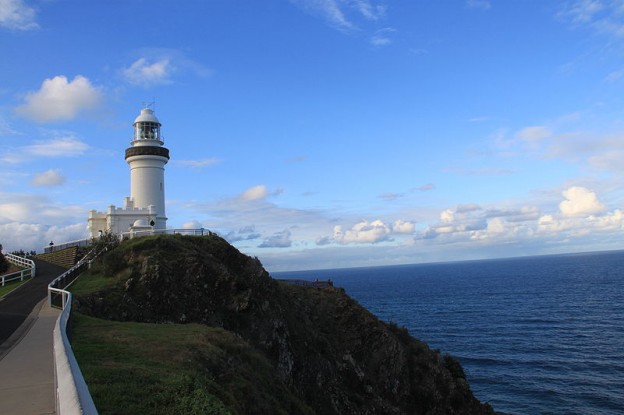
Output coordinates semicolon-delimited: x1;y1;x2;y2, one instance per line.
88;107;170;238
126;108;169;229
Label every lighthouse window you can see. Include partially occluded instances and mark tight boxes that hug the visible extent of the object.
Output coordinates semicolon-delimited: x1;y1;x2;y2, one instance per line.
135;122;160;140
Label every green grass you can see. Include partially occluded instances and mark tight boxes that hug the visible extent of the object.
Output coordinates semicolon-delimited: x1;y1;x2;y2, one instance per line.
70;313;312;415
71;313;233;415
68;267;128;297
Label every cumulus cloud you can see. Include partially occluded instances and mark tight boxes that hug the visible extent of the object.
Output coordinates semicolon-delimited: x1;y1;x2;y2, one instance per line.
559;186;606;217
420;186;622;251
122;58;174;87
0;222;86;253
181;220;204;229
259;229;292;248
16;75;103;122
393;220;415;234
31;169;65;187
223;225;261;243
331;219;416;243
0;193;84;224
0;0;38;30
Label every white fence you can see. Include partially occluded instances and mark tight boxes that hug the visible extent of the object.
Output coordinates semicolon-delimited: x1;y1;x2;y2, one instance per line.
48;251;99;415
1;253;36;287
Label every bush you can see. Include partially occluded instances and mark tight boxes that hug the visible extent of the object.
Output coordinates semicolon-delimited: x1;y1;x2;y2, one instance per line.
0;252;8;274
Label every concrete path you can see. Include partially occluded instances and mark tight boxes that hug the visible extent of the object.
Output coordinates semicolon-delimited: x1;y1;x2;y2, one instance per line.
0;260;66;350
0;300;60;415
0;259;67;415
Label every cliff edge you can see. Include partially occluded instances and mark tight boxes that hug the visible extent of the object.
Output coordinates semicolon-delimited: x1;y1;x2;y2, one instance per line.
73;234;495;414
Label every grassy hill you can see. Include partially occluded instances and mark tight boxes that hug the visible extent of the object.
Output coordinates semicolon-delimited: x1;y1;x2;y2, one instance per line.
70;234;495;414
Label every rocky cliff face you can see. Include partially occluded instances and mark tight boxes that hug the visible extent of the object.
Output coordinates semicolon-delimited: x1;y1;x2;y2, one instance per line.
76;234;495;415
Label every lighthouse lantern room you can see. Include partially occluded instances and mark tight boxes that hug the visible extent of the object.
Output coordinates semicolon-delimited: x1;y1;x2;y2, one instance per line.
88;107;170;238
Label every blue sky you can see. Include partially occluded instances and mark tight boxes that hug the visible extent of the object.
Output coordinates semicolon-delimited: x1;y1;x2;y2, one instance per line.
2;0;624;271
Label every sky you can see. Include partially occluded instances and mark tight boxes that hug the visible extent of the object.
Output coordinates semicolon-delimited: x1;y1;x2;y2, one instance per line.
2;0;624;272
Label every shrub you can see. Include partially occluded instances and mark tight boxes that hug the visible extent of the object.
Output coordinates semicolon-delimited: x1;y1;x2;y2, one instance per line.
0;251;8;274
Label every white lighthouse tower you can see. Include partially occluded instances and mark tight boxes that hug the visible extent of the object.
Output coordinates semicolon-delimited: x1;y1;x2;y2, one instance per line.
126;108;169;229
88;107;170;237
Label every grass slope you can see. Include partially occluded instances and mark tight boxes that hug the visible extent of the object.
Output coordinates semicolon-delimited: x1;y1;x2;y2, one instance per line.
71;313;313;415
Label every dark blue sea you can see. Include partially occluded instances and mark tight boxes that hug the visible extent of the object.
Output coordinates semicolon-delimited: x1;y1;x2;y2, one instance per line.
273;250;624;415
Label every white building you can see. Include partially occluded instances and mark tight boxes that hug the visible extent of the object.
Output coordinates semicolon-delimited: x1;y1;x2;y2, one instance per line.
88;107;170;238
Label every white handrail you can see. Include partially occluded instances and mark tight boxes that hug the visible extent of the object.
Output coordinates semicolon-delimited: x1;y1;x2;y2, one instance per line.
1;254;36;289
53;290;98;415
48;250;100;415
5;253;36;277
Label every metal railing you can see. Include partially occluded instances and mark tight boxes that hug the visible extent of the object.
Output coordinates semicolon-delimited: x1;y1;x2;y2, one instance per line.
120;227;209;240
1;253;36;287
44;238;91;254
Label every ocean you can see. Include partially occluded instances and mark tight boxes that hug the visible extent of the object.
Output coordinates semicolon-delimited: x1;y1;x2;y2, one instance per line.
273;250;624;415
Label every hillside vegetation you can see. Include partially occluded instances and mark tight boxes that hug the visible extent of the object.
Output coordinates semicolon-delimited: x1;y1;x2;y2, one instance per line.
71;234;495;414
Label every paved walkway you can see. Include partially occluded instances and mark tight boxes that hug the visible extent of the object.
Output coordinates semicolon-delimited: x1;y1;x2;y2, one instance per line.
0;300;60;415
0;259;66;415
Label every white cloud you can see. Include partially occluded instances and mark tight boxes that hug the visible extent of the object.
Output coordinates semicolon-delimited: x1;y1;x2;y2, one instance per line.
0;135;89;164
0;117;19;136
334;219;392;244
558;0;624;38
122;58;174;87
223;225;261;243
0;0;38;30
559;186;606;217
241;185;269;201
31;169;65;187
16;75;103;122
27;136;89;157
290;0;385;31
238;185;283;202
419;186;623;253
0;193;84;224
174;158;221;168
0;222;86;253
559;0;604;25
370;27;395;47
259;229;292;248
393;220;415;234
466;0;491;10
181;220;204;229
516;126;552;143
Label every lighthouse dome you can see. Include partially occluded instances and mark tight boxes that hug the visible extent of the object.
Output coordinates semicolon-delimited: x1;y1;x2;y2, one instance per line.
134;108;160;125
133;218;150;228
